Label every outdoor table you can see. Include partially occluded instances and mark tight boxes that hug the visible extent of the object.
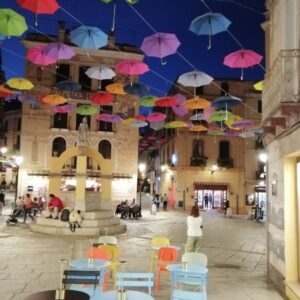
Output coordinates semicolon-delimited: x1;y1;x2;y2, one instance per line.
69;258;111;270
23;289;89;300
95;290;154;300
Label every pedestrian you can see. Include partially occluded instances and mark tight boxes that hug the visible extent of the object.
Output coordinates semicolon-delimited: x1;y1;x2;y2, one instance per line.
208;194;213;208
163;193;168;211
204;194;208;208
23;193;34;223
1;178;6;190
153;193;160;211
186;205;203;252
0;190;5;215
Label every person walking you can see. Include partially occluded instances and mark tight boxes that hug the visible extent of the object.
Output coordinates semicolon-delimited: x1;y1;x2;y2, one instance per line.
153;193;160;211
23;193;34;223
0;190;5;215
186;205;203;252
204;194;208;208
163;193;168;211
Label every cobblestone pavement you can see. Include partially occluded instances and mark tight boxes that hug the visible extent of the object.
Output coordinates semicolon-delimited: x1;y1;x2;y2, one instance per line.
0;198;284;300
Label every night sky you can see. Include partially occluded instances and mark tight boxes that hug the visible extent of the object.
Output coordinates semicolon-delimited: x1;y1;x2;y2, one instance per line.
0;0;265;95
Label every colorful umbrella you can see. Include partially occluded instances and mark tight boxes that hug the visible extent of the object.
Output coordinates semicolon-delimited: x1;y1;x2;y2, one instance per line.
85;65;115;89
27;45;57;66
155;97;179;107
253;80;263;91
189;12;231;49
203;106;215;120
147;112;166;123
44;42;76;60
223;49;263;80
211;96;242;109
115;59;149;75
173;105;188;117
90;92;113;105
150;122;165;131
56;80;81;92
105;83;126;95
239;131;255;138
76;105;97;116
140;95;157;107
207;130;225;136
134;115;147;121
51;103;76;113
6;78;34;90
0;8;28;36
141;32;181;64
42;94;67;105
129;120;148;128
164;121;187;128
189;124;207;132
96;113;123;123
18;94;41;106
190;113;204;121
225;130;240;138
209;110;233;122
124;83;150;97
183;98;210;110
231;119;255;129
177;70;213;93
0;85;16;97
70;25;108;50
122;118;135;125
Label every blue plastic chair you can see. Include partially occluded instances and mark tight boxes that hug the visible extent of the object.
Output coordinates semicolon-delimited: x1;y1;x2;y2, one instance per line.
171;269;208;300
116;272;154;295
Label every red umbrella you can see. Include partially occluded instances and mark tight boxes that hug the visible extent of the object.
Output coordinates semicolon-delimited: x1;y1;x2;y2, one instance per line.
155;97;179;107
134;115;147;121
90;92;113;105
147;112;166;123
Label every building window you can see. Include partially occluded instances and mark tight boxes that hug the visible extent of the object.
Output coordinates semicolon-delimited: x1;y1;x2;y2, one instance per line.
79;66;91;91
98;105;113;132
220;82;229;96
191;139;207;167
55;64;70;83
14;135;20;152
17;118;21;131
258;100;262;113
98;140;111;159
195;86;203;95
218;140;233;168
52;137;66;157
53;113;68;129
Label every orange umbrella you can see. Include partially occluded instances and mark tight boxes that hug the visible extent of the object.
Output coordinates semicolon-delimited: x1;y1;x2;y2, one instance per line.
189;124;207;132
183;97;210;110
0;85;16;97
105;83;126;95
42;94;67;105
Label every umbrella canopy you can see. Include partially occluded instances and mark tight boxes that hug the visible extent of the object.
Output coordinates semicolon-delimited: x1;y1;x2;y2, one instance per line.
52;103;76;113
115;59;149;75
0;85;16;97
253;80;263;91
141;32;180;64
189;124;207;132
124;83;150;97
211;96;242;109
0;8;28;36
155;96;179;107
173;93;186;104
183;98;210;110
105;83;126;95
190;113;204;121
17;0;60;14
140;95;157;107
239;131;256;138
164;120;187;129
178;70;213;87
224;49;263;80
172;105;188;117
44;42;76;60
6;78;34;90
209;110;233;122
225;130;241;138
207;130;225;136
55;80;81;92
76;105;97;116
70;25;108;50
90;92;113;105
18;94;41;105
42;94;67;105
27;45;57;66
134;115;147;121
189;12;231;49
231;119;255;129
147;112;166;123
96;113;123;123
150;121;165;131
203;106;215;120
129;120;148;128
85;65;115;83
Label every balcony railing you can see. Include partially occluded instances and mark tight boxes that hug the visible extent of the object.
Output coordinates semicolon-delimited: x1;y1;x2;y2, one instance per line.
262;49;300;122
190;156;207;167
217;158;233;168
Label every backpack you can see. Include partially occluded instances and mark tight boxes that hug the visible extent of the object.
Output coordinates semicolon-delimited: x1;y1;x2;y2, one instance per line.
60;208;70;222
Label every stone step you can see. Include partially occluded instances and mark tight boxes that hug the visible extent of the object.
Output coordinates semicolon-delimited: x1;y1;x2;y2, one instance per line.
29;223;126;236
81;210;115;219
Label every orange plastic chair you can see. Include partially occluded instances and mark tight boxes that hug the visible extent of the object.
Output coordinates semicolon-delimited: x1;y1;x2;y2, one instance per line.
149;236;170;272
154;246;178;290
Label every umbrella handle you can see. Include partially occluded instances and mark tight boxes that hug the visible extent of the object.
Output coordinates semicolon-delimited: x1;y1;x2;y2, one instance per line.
161;58;167;65
35;14;38;28
240;68;244;80
207;34;211;50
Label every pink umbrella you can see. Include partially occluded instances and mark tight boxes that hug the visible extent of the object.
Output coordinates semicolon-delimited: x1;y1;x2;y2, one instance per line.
155;97;179;107
44;42;76;61
140;32;181;64
115;59;149;75
52;103;76;113
96;113;123;123
27;45;57;66
231;119;255;129
173;93;186;105
223;49;263;80
172;93;188;116
203;106;216;120
147;112;166;123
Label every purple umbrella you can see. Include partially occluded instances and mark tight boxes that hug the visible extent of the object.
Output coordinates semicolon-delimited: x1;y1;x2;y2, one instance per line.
96;113;123;123
232;119;255;129
52;103;76;113
173;93;186;105
141;32;181;64
225;130;240;138
44;42;76;61
172;93;188;116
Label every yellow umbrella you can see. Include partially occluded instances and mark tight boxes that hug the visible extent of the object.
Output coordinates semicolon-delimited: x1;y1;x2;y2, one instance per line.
225;114;241;128
253;80;263;91
105;83;126;95
6;77;34;90
122;118;135;125
42;94;67;105
183;97;210;110
189;125;207;132
164;120;187;128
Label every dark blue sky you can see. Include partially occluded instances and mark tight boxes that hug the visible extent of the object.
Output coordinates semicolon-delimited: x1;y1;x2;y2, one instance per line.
0;0;265;95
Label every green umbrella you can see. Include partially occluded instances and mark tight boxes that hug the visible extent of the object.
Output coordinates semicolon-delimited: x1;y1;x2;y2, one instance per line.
140;95;157;107
0;9;28;36
76;105;97;116
208;110;233;122
164;120;187;129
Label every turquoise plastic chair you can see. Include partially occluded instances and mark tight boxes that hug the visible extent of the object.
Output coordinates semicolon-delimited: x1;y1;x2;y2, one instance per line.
117;272;154;295
171;269;208;300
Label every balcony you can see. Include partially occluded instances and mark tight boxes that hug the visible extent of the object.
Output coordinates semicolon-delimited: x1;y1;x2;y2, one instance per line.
217;158;233;168
190;156;207;167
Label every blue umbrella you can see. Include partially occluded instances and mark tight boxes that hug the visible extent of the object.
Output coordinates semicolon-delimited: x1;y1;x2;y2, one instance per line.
211;96;242;109
70;25;108;50
56;80;81;92
124;83;150;97
189;12;231;49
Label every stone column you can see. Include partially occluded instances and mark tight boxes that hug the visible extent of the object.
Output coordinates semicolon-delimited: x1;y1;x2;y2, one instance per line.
75;155;87;211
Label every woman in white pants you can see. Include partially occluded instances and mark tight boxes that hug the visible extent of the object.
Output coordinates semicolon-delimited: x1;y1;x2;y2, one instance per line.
186;205;203;252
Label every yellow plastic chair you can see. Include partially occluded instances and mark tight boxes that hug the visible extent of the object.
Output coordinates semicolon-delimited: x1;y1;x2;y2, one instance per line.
98;244;120;287
149;236;170;272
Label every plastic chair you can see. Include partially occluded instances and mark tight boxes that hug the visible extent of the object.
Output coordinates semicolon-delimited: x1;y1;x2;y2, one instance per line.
170;269;208;300
116;272;154;295
181;252;208;267
149;236;170;272
97;235;118;246
154;246;178;290
98;245;120;287
62;269;105;299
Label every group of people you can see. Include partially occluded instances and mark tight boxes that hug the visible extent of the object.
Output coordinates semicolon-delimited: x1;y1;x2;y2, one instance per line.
152;193;168;211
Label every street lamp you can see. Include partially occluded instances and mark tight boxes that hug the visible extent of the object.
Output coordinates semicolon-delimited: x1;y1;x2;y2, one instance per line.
138;163;146;208
12;155;23;203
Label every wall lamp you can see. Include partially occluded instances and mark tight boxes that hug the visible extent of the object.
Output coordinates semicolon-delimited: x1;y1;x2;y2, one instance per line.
211;164;219;174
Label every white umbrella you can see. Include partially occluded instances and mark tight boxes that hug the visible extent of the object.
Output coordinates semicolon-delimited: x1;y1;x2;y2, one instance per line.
85;65;116;89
